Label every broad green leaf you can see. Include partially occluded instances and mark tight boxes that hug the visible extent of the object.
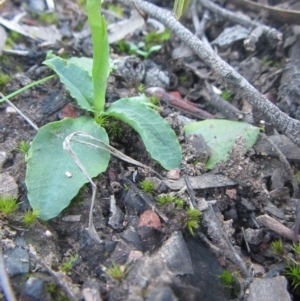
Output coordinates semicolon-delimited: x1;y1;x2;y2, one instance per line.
68;57;115;76
106;98;182;170
25;117;110;220
184;119;260;169
87;0;109;114
68;57;93;76
44;56;94;112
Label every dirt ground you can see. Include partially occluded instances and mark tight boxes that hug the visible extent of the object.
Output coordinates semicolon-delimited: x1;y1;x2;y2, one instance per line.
1;0;300;300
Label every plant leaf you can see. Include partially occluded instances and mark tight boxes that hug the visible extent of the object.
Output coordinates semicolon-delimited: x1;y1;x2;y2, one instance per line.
184;119;260;169
106;98;181;170
173;0;191;20
25;117;110;220
87;0;109;114
68;57;93;76
44;55;94;112
68;56;115;76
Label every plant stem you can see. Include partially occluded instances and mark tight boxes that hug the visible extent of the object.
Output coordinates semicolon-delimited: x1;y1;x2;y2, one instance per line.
87;0;109;116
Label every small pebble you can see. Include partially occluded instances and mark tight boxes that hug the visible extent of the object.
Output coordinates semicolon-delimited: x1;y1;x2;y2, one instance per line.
166;168;180;180
6;107;17;114
138;210;161;230
62;215;81;222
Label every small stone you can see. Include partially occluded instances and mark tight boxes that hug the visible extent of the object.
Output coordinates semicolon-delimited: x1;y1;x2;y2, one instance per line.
248;276;291;301
0;151;7;169
244;228;263;245
144;68;169;89
0;172;18;198
121;227;143;251
252;263;265;276
240;197;256;211
117;56;145;85
6;106;17;114
197;198;208;211
4;248;29;276
166;168;180;180
82;280;102;301
127;250;143;263
185;134;211;163
108;195;124;230
265;202;285;220
138;226;162;252
145;285;177;301
226;189;237;200
62;215;81;222
224;208;238;221
138;210;161;230
44;230;53;238
20;277;48;301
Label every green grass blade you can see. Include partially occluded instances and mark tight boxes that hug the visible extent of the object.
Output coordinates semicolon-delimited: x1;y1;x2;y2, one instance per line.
0;75;55;103
87;0;109;115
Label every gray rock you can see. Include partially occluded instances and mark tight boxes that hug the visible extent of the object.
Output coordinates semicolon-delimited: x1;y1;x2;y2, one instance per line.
224;208;238;221
117;56;145;85
26;0;46;12
4;248;29;276
185;134;211;164
271;168;286;190
265;202;285;220
0;151;7;169
248;276;292;301
20;277;48;301
212;25;250;48
240;197;256;211
145;285;178;301
264;262;286;278
121;227;143;251
82;279;103;301
144;68;169;89
108;195;124;230
254;134;300;160
244;228;263;245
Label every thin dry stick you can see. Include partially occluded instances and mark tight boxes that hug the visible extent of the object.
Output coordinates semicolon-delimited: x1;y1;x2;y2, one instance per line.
191;5;212;51
183;174;197;208
131;0;300;147
63;132;103;244
0;93;38;131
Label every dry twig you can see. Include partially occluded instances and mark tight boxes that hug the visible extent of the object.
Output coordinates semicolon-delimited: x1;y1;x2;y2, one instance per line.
256;214;300;241
0;92;38;131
